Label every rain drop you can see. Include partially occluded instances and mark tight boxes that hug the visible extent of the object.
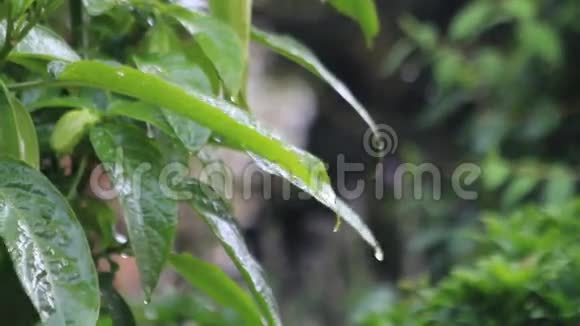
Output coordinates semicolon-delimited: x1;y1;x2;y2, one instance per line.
374;249;384;262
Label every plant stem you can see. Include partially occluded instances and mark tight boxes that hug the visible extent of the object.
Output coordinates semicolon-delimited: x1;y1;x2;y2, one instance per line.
69;0;84;51
67;155;88;200
0;2;15;69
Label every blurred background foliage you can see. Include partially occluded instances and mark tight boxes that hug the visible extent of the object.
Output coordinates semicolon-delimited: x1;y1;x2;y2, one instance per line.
349;0;580;324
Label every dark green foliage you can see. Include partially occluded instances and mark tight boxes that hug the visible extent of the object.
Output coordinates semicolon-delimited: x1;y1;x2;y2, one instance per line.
356;202;580;325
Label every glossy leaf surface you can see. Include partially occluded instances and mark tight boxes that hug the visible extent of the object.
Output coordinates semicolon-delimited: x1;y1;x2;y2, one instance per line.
164;5;245;97
90;123;178;298
183;178;281;326
0;81;39;168
0;158;100;326
59;61;382;259
252;28;379;136
169;253;263;325
0;23;79;62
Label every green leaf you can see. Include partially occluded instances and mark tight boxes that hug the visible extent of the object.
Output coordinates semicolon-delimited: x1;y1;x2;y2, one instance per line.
82;0;117;16
10;0;35;17
482;152;511;191
0;158;100;325
182;179;281;325
209;0;251;50
90;122;179;298
518;21;562;65
326;0;380;46
0;23;79;62
162;109;211;152
107;100;174;136
58;61;383;258
399;15;438;50
51;108;101;154
252;28;379;136
502;174;540;208
382;38;416;76
543;166;575;207
139;37;219;96
209;0;251;103
449;1;496;41
134;54;213;152
0;80;39;169
99;273;137;326
169;253;263;326
143;19;182;55
164;5;245;97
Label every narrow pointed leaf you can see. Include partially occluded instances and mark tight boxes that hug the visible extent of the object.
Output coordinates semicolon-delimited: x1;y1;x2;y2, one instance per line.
89;123;178;298
252;28;379;136
163;5;245;97
0;158;100;325
182;179;281;326
0;81;39;169
0;23;79;62
58;61;382;258
209;0;252;103
326;0;380;46
169;253;263;326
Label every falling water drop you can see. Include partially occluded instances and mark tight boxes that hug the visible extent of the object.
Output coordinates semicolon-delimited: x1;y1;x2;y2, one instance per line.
374;249;384;262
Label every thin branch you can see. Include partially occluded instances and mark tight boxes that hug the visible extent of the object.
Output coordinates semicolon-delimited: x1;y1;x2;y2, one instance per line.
0;2;15;68
67;155;89;200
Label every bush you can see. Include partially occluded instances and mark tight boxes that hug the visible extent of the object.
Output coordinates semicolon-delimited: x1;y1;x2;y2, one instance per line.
355;201;580;325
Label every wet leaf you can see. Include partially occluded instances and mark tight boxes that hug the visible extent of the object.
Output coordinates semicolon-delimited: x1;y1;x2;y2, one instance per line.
0;158;100;325
163;5;245;97
209;0;251;103
252;28;379;136
90;122;178;298
325;0;380;46
58;61;382;258
169;253;263;326
0;80;39;169
0;23;79;62
182;178;281;326
134;54;213;152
